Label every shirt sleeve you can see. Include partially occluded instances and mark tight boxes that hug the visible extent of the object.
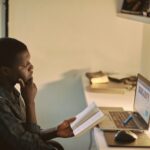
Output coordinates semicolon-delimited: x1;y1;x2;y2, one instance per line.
40;127;58;141
0;100;57;150
22;122;41;134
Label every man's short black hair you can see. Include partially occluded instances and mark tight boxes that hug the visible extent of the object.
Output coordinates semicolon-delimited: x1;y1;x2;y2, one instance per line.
0;37;28;67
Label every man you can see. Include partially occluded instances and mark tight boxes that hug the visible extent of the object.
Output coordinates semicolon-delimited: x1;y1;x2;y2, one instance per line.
0;37;75;150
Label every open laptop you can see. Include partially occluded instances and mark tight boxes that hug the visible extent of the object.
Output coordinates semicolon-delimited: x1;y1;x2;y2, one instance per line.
99;74;150;131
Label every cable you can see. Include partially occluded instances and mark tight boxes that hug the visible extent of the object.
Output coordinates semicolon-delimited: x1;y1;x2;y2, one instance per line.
88;129;94;150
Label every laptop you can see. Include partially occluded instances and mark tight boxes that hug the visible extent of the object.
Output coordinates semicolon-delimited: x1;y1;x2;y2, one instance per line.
99;74;150;131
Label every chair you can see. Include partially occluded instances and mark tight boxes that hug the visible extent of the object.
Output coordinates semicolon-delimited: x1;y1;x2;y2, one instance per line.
47;140;64;150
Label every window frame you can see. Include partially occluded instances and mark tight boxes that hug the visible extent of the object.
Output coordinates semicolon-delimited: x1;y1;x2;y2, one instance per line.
0;0;8;37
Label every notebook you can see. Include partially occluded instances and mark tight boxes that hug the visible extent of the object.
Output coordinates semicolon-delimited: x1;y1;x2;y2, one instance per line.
99;74;150;131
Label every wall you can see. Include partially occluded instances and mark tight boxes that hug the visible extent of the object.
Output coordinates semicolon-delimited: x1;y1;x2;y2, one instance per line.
140;24;150;80
9;0;143;87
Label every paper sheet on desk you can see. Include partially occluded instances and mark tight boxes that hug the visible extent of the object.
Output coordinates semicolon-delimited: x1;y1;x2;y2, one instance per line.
146;129;150;138
86;82;131;94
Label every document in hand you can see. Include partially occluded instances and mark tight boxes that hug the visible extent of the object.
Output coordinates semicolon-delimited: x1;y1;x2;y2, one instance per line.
70;102;105;136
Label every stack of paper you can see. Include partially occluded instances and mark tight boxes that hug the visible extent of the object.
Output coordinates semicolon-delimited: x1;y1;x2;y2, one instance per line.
86;81;133;94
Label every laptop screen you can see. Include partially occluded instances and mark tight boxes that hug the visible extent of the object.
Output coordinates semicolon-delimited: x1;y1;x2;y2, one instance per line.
134;74;150;124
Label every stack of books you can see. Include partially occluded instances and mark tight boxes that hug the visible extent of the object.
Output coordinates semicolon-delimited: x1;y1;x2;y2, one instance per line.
85;71;135;94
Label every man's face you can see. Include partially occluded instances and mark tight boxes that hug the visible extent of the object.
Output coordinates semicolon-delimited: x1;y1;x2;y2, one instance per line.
11;50;34;84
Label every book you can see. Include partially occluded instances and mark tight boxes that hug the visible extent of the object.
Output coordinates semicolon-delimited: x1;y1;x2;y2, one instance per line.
70;102;105;136
86;81;132;94
91;75;109;84
109;74;131;81
108;74;137;86
85;71;109;84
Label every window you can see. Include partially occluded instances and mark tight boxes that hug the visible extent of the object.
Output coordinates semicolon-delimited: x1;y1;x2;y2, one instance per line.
0;0;8;37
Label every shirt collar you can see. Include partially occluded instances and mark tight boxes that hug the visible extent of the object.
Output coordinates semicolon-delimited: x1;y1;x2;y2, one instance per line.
0;85;21;103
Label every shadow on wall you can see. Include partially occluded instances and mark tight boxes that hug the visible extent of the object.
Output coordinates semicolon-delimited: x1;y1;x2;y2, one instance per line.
36;69;91;150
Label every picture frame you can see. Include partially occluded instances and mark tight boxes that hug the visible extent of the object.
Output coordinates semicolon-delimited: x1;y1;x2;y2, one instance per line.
121;0;150;16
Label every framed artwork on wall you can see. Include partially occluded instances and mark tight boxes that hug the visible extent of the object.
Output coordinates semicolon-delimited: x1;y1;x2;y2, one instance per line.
121;0;150;17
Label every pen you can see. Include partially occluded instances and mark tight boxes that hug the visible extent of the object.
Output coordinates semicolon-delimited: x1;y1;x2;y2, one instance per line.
123;114;133;125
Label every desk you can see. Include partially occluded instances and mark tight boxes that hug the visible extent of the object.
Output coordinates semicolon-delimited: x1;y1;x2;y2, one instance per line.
83;78;150;150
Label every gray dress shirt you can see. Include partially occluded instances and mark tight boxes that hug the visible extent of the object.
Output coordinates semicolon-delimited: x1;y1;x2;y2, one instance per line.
0;86;57;150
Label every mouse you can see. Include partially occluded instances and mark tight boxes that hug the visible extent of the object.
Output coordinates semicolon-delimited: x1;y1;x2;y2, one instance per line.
114;130;138;143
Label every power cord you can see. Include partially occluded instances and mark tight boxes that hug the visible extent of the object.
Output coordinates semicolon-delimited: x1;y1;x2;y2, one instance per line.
88;129;94;150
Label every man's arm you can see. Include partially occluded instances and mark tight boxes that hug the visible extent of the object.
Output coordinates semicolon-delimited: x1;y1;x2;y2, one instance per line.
40;118;76;141
19;78;75;141
40;127;58;140
18;78;37;124
0;101;56;150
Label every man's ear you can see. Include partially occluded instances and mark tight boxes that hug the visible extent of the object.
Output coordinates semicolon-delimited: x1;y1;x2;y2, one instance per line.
0;66;11;76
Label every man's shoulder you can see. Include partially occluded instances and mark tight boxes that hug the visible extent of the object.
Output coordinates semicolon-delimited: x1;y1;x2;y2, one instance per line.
0;96;7;104
0;87;10;101
0;96;12;113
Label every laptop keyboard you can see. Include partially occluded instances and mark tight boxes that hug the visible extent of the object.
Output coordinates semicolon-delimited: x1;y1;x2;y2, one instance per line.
109;111;139;129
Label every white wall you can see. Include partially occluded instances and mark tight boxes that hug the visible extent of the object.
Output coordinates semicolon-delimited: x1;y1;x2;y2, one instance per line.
9;0;143;87
140;24;150;80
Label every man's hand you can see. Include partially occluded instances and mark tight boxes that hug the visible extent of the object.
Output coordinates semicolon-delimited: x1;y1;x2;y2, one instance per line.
18;78;37;124
57;117;76;138
18;78;37;106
